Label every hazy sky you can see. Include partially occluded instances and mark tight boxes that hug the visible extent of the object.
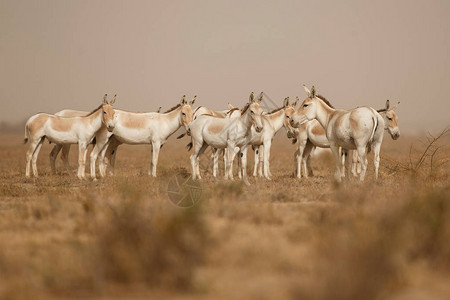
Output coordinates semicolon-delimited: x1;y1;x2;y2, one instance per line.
1;0;449;132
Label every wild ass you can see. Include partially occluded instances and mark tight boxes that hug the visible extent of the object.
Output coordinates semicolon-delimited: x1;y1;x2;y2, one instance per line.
24;94;116;179
249;97;297;179
50;102;162;176
188;92;264;184
351;99;400;175
49;109;89;173
90;95;195;179
290;85;384;182
179;103;241;178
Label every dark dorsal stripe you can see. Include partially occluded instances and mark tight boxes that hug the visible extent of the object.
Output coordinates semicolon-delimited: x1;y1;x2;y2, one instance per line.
164;103;181;113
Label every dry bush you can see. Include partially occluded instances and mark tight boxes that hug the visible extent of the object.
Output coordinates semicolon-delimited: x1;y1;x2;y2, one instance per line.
0;180;209;299
292;185;450;300
384;127;450;179
94;182;209;290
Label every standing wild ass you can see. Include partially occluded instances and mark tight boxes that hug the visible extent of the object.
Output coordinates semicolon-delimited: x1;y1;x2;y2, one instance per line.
290;85;384;182
24;94;116;179
50;109;89;173
188;92;264;184
249;96;297;179
351;99;400;175
89;95;195;179
288;98;401;179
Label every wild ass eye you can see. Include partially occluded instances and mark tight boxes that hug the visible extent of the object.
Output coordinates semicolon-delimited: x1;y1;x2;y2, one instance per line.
182;112;186;116
387;117;392;121
103;111;106;114
303;104;309;108
250;110;254;114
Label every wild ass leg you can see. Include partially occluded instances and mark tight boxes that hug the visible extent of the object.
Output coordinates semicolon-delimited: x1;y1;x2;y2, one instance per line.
90;138;109;179
49;144;62;174
106;138;120;176
258;146;264;177
150;141;161;177
293;149;299;177
356;145;368;181
373;142;382;180
302;142;315;178
296;139;306;178
196;144;209;179
49;145;60;173
60;144;71;170
212;148;219;178
263;139;272;179
351;150;359;177
226;145;238;180
253;146;259;177
330;144;343;182
26;139;40;178
237;151;242;179
31;137;45;177
240;146;250;185
223;148;228;177
343;149;351;179
77;143;88;180
190;140;203;180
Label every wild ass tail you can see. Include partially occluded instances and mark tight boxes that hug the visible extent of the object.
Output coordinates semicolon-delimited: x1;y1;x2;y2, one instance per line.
186;142;193;151
367;115;378;153
24;124;30;144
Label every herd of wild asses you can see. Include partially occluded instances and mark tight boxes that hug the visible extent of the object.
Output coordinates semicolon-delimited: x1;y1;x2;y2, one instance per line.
24;85;400;184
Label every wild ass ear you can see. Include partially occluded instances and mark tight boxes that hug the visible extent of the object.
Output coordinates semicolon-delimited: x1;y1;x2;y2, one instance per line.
110;94;116;105
392;101;400;111
257;92;264;103
385;100;390;110
227;103;235;109
189;95;197;105
293;96;299;107
180;95;187;104
303;84;311;96
103;94;108;104
283;97;290;107
249;92;255;102
310;86;316;98
157;106;162;113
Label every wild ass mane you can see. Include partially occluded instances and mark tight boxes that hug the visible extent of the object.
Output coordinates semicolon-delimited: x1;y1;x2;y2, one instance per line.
241;103;251;114
316;94;334;109
164;104;181;113
268;107;284;114
85;104;103;116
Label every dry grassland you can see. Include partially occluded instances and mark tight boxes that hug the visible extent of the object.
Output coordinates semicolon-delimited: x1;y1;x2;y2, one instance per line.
0;131;449;299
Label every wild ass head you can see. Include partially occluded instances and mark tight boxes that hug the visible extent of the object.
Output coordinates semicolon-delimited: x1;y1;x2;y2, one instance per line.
378;100;400;140
290;85;332;128
283;96;299;137
243;92;264;133
102;94;116;132
179;95;195;128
